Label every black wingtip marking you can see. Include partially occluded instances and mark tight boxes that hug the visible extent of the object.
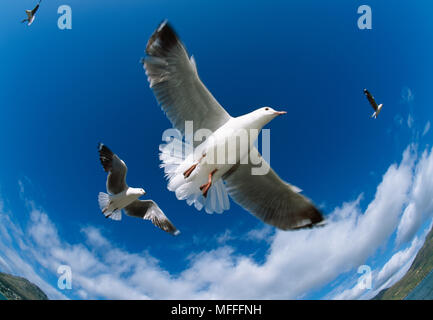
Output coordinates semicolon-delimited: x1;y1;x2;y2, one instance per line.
98;143;113;155
98;143;114;172
291;206;325;231
146;19;179;55
311;206;325;225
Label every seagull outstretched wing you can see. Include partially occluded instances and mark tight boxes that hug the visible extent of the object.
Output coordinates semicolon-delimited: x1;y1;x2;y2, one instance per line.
223;148;324;230
144;21;324;231
364;89;379;111
125;200;180;236
98;143;128;195
22;1;41;25
142;21;232;139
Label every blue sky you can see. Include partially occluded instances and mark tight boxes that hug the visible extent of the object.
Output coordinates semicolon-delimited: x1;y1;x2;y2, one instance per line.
0;0;433;299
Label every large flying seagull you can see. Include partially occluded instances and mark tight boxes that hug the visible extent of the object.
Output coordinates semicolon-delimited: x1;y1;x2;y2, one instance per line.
142;21;324;231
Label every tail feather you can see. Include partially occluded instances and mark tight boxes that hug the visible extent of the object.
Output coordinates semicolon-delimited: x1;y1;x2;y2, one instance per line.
159;137;230;214
207;179;230;214
98;192;122;221
106;210;122;221
208;185;217;214
159;137;191;180
98;192;110;211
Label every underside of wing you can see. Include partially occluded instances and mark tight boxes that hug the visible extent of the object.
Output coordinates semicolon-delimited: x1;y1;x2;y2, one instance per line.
223;149;324;230
142;21;231;140
364;89;378;111
31;4;39;16
98;143;128;195
125;200;180;236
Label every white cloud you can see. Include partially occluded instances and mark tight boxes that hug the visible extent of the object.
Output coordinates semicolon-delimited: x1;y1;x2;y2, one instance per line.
82;227;110;248
331;227;427;300
215;229;234;244
394;114;404;127
401;87;414;104
408;114;414;129
423;121;431;136
244;225;274;243
397;147;433;244
0;205;67;299
374;236;423;291
1;144;433;299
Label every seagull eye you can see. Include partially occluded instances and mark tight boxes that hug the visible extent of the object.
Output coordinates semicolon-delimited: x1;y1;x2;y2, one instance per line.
265;108;269;111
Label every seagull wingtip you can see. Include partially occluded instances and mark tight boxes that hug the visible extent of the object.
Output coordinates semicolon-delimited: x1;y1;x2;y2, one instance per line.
157;19;169;32
146;19;178;54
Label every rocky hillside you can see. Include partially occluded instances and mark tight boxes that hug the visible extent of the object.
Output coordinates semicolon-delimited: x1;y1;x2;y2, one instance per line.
0;272;48;300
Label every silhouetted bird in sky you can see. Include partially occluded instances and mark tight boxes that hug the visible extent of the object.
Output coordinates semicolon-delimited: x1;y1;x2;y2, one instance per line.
21;0;42;26
364;89;383;119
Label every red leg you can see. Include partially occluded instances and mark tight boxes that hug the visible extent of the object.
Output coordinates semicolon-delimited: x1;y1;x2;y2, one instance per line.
200;169;218;198
183;153;206;178
183;163;197;178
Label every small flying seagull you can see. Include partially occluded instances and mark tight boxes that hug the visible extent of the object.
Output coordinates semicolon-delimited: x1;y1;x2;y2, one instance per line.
364;89;383;119
142;21;324;230
21;0;42;26
97;143;180;236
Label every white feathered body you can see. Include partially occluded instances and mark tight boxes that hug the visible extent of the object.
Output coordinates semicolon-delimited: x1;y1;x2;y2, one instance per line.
98;187;144;220
110;188;143;210
160;110;274;213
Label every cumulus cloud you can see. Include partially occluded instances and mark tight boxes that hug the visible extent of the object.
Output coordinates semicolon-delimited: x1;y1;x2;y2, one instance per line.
0;206;67;299
244;225;274;243
331;234;424;300
374;235;424;290
397;147;433;244
1;144;433;299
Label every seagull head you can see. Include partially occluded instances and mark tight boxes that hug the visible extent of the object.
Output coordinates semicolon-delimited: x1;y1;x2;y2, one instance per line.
131;188;146;197
259;106;287;116
249;106;286;126
244;107;287;129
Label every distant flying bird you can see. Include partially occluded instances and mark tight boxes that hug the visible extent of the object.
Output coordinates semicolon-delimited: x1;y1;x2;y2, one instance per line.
142;21;324;230
364;89;383;119
97;143;180;236
21;0;42;26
